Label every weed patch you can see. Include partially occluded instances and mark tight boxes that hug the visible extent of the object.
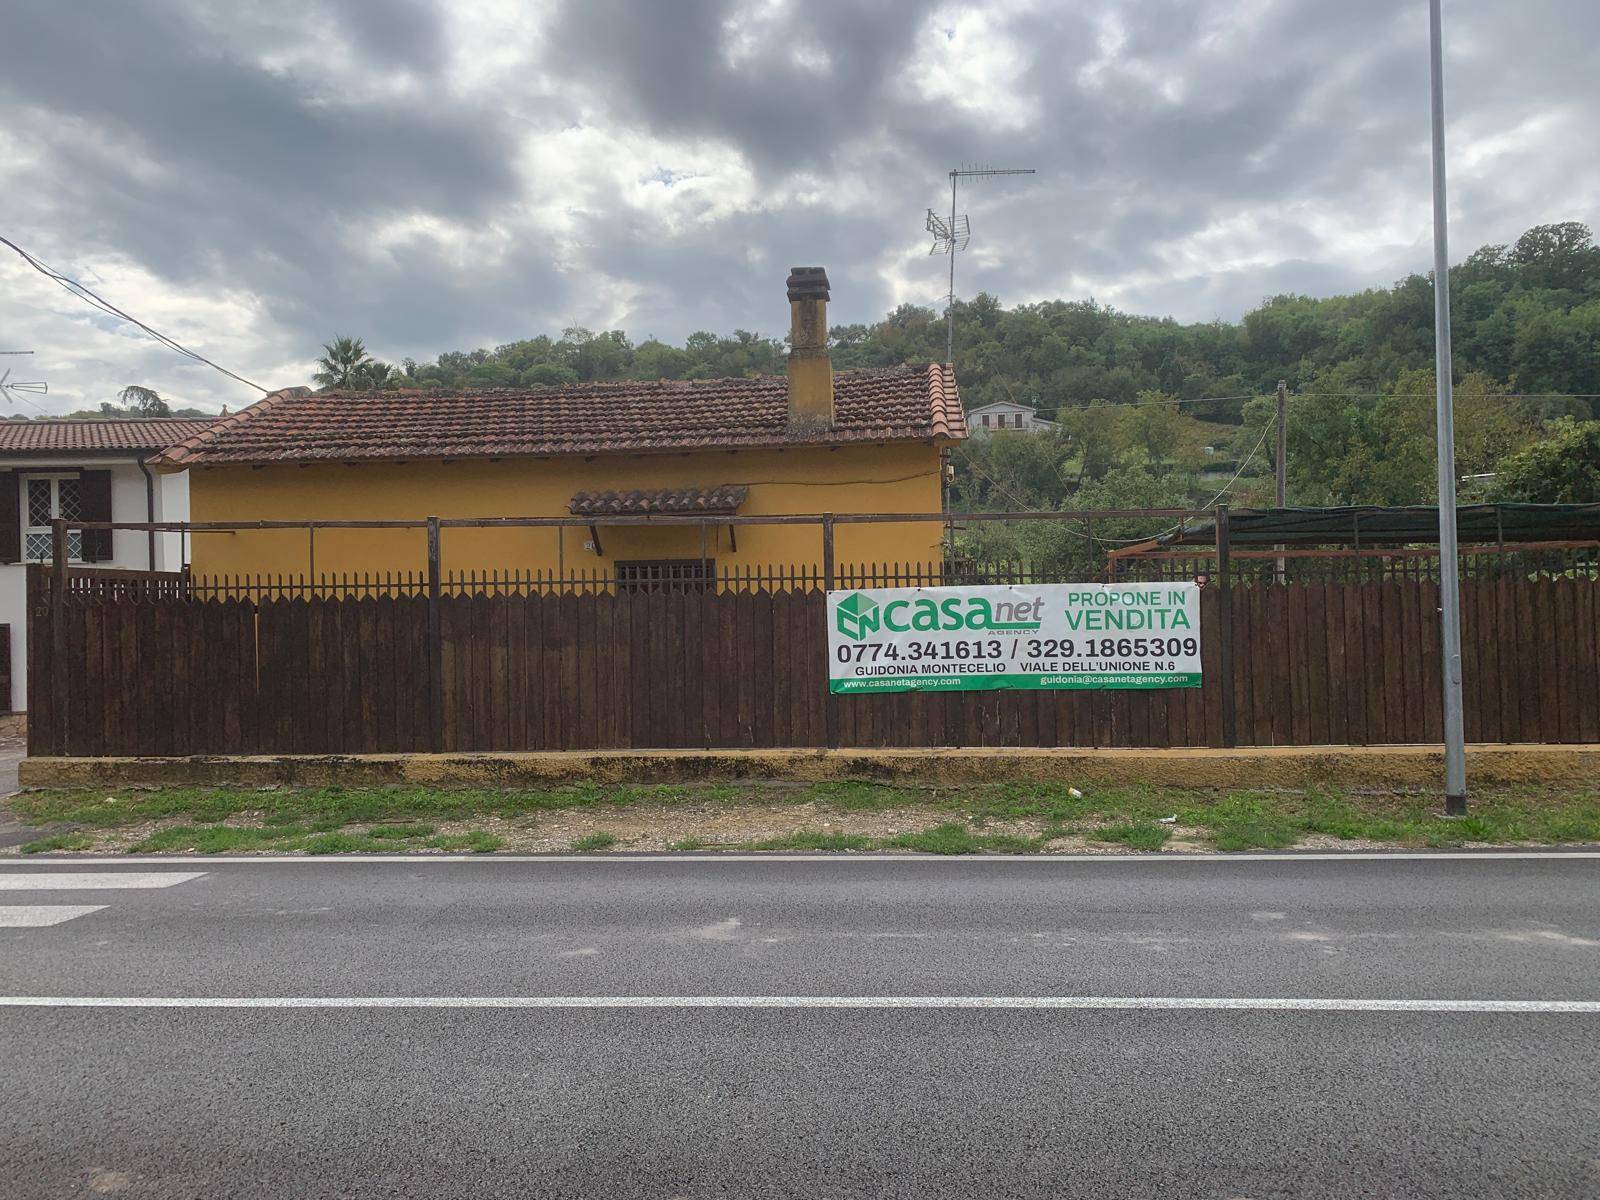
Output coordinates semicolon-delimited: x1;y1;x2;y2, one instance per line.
365;823;437;840
740;830;872;852
569;833;618;852
129;825;308;854
20;832;92;854
427;832;504;853
881;823;1041;855
1093;822;1171;852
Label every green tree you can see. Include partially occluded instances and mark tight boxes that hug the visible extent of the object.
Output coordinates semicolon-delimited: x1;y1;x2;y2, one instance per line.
1509;222;1600;294
1489;420;1600;503
313;336;374;389
1124;391;1185;467
116;385;172;416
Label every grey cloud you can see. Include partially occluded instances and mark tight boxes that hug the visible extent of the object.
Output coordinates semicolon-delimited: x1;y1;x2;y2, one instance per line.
2;0;1596;414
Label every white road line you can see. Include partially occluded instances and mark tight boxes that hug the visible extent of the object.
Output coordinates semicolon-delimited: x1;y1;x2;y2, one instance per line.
0;905;108;928
2;995;1598;1013
0;871;207;890
14;852;1600;866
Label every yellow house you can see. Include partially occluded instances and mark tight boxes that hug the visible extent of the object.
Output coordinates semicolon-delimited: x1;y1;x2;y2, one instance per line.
152;268;968;582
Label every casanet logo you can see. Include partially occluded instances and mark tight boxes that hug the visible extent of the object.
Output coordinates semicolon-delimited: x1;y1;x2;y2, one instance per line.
835;592;881;641
834;592;1045;639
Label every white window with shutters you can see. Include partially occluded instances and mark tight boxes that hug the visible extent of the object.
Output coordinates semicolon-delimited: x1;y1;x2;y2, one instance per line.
22;475;84;562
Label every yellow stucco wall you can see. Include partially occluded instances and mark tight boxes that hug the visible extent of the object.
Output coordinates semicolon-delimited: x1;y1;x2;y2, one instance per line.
186;443;945;580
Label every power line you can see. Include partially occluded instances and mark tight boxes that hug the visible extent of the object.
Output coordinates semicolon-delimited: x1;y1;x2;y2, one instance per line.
1292;391;1600;400
0;235;268;394
1195;420;1273;510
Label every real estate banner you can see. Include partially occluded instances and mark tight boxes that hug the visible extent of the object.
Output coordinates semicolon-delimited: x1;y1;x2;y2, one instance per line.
826;583;1202;694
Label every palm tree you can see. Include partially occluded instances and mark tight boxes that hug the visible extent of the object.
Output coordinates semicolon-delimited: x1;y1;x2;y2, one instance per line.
313;336;373;389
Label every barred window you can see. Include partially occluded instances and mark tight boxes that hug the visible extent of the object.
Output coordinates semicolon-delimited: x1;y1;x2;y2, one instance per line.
614;559;715;593
23;475;84;562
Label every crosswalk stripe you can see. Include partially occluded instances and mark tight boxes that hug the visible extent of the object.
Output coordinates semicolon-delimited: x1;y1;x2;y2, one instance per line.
0;872;207;890
0;905;109;927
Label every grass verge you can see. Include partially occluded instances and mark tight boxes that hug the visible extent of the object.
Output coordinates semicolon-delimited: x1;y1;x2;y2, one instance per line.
8;780;1599;854
123;823;503;854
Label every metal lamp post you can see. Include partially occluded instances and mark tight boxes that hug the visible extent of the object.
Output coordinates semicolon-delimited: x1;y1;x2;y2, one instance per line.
1429;0;1468;815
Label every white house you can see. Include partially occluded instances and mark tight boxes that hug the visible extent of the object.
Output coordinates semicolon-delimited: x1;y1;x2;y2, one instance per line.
0;418;211;713
966;400;1057;434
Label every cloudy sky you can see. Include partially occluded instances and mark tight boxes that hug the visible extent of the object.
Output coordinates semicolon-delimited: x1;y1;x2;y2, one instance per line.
1;0;1595;414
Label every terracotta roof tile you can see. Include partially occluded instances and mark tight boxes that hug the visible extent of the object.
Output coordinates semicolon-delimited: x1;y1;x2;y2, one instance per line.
151;366;966;468
0;418;215;455
569;486;749;516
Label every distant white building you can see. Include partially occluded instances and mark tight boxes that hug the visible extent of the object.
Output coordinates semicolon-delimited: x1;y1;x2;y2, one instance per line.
0;418;210;713
966;400;1057;434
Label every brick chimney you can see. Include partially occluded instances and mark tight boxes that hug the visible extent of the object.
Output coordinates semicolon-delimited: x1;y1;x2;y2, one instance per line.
786;266;833;429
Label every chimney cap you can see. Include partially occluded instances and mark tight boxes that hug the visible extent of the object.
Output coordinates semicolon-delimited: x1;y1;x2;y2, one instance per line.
786;266;830;302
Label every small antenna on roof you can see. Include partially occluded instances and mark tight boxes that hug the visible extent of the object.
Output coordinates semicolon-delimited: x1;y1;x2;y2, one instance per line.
925;167;1036;364
0;350;49;412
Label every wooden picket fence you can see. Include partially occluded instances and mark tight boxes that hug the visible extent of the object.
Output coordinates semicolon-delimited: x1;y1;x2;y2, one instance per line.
26;563;1600;756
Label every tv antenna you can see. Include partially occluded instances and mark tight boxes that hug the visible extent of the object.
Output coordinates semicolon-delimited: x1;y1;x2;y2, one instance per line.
927;166;1035;363
0;350;48;411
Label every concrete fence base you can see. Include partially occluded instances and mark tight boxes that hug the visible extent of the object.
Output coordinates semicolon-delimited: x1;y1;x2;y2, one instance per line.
17;744;1600;792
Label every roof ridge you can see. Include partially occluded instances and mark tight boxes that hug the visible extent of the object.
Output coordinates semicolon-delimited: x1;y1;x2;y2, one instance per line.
926;362;967;441
149;387;308;470
317;364;924;399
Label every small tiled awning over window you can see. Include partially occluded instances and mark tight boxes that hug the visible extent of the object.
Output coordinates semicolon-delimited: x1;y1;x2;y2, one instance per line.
568;486;748;517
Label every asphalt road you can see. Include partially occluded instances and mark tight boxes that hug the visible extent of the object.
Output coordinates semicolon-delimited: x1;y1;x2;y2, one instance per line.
3;853;1599;1198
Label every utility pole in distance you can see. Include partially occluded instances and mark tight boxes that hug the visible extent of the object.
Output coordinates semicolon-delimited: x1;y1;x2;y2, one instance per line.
1429;0;1468;816
1275;379;1288;584
1275;380;1288;507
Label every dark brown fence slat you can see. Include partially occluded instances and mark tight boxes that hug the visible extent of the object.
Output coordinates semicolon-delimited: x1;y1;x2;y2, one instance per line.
661;588;685;749
487;593;509;751
1460;582;1486;742
1552;580;1578;742
589;591;615;751
1514;581;1544;744
285;599;312;753
1227;585;1252;748
1304;585;1330;745
1579;581;1600;744
438;597;460;751
1419;580;1442;743
1534;581;1561;742
713;593;737;748
553;591;576;750
1200;586;1223;748
1400;579;1425;744
1288;585;1312;747
1332;584;1358;745
1378;582;1405;744
150;601;174;756
198;600;222;753
374;597;396;752
522;592;544;751
1324;584;1349;745
1495;577;1522;743
573;588;596;749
